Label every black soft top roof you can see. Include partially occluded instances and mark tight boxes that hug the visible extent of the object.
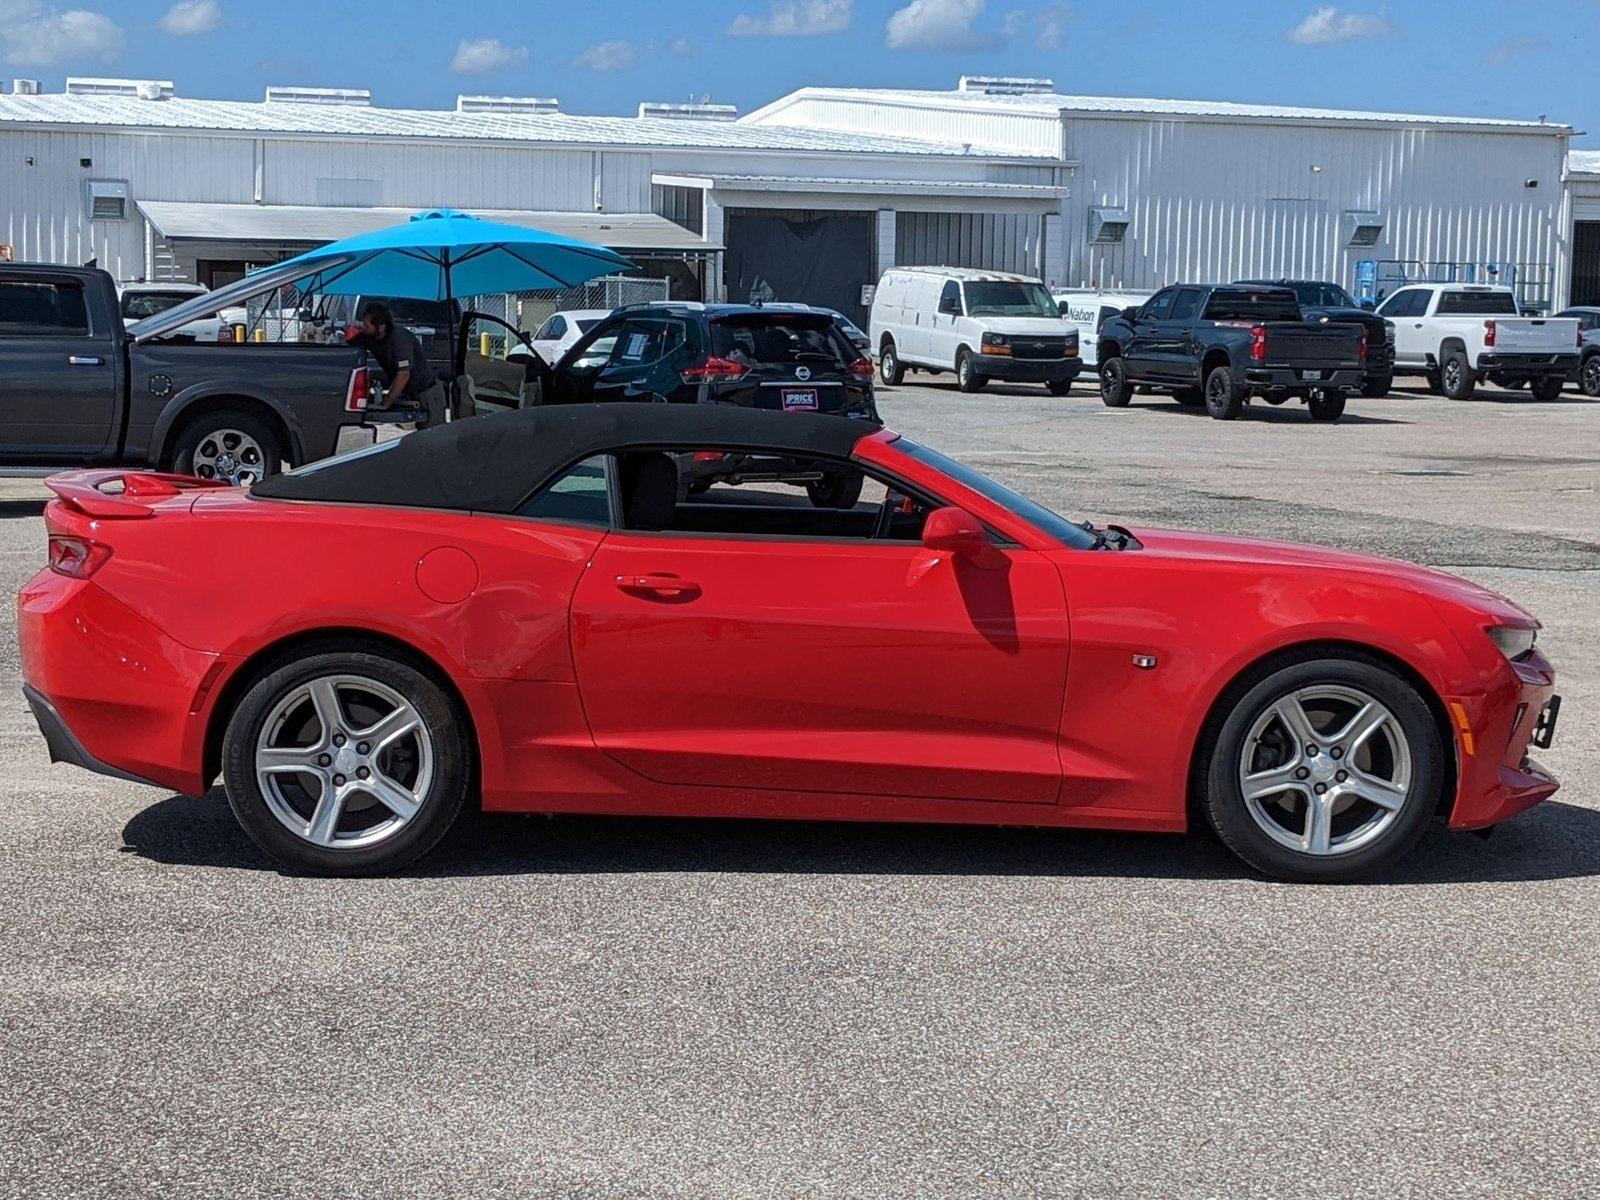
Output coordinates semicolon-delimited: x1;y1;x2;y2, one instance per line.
251;404;877;513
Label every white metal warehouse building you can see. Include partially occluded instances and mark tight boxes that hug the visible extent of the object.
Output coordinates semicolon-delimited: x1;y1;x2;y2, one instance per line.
1;74;1593;320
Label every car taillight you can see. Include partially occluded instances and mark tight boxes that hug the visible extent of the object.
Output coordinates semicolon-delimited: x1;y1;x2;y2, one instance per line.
691;450;726;462
345;365;372;412
1359;327;1369;362
1484;319;1497;348
848;356;875;377
1250;325;1267;362
680;356;749;383
48;535;111;579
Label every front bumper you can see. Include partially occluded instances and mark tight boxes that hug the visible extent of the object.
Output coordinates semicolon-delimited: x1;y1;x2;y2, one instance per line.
1446;652;1561;829
974;354;1082;383
1244;366;1364;391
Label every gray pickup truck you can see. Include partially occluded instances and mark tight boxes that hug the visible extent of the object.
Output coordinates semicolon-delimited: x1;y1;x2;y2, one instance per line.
1;263;374;484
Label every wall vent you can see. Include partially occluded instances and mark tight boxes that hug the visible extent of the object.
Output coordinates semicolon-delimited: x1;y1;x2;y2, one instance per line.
1341;210;1385;248
638;101;738;122
958;76;1055;96
264;86;372;106
85;179;131;221
11;79;42;95
66;77;174;99
456;95;559;114
1087;206;1130;244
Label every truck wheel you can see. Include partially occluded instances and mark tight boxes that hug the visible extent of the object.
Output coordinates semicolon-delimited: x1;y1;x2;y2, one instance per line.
1099;357;1133;407
1581;354;1600;398
1307;390;1347;422
1173;386;1205;407
1360;374;1393;398
172;409;286;486
1440;351;1476;400
1204;365;1244;420
1424;370;1443;395
1045;379;1073;397
878;340;905;387
956;349;986;393
1529;375;1565;402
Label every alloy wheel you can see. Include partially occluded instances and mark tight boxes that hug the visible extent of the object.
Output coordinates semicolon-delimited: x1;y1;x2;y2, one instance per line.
192;429;268;486
254;674;434;850
1443;360;1461;392
1583;357;1600;396
1237;684;1413;857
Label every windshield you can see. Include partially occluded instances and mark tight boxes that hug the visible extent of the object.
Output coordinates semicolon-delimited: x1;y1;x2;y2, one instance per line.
963;281;1060;319
122;290;204;320
712;316;853;366
894;439;1098;550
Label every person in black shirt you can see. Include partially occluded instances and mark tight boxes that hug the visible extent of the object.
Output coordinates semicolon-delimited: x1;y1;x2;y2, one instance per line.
352;301;447;426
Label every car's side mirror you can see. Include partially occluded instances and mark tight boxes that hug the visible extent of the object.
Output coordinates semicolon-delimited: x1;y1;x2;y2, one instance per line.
922;506;988;560
938;298;961;316
1122;306;1143;321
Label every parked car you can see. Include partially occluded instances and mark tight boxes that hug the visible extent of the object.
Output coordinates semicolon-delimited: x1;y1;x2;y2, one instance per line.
1375;283;1580;400
1553;306;1600;396
525;308;610;365
1237;279;1395;397
21;403;1560;881
764;303;872;352
870;267;1081;394
1097;284;1367;420
538;301;879;507
1052;289;1154;369
0;263;375;484
118;281;248;343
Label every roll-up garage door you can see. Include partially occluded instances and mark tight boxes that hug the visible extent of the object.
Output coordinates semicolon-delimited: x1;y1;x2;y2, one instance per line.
1573;222;1600;306
724;209;874;327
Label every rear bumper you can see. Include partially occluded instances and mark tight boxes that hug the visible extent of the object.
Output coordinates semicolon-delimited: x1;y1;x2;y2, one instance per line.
18;571;219;796
1478;352;1579;377
975;355;1082;383
1245;366;1364;390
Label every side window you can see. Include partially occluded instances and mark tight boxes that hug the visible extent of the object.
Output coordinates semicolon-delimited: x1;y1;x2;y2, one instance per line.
516;455;612;525
548;316;567;339
566;327;620;371
533;316;557;340
1169;288;1203;321
1141;289;1177;320
0;280;90;337
938;281;963;315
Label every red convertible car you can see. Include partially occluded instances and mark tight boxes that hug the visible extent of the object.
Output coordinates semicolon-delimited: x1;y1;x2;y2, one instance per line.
19;405;1559;881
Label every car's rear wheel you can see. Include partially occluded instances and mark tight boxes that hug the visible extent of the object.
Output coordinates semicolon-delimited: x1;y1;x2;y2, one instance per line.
1530;375;1565;402
173;409;285;486
956;349;986;393
1307;389;1347;421
1580;354;1600;398
1099;356;1133;407
878;340;905;387
806;472;864;509
1440;350;1476;400
222;649;469;875
1360;374;1393;398
1200;655;1444;882
1203;364;1244;420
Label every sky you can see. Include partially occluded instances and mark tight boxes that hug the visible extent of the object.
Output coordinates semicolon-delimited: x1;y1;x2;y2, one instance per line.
0;0;1594;146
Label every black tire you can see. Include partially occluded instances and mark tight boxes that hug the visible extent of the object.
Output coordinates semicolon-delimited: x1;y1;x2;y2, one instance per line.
222;648;470;876
1099;356;1133;407
1172;386;1205;407
1530;375;1565;402
955;349;986;393
806;471;864;510
1045;379;1073;397
1424;370;1443;395
1199;654;1445;883
1203;364;1244;420
1580;353;1600;398
1360;374;1393;399
1307;390;1347;422
1440;349;1476;400
878;340;905;387
171;408;286;486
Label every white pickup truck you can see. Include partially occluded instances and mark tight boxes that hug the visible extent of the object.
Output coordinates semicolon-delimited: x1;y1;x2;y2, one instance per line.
1376;283;1580;400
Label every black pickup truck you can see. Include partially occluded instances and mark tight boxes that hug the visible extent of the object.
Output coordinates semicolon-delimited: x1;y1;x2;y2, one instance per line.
1;263;374;484
1097;284;1367;421
1237;278;1394;397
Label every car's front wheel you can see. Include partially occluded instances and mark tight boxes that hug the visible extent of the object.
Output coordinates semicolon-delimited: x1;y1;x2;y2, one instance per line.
955;349;986;393
878;340;905;387
1201;655;1444;882
222;648;470;875
1530;375;1565;402
1099;356;1133;407
1581;354;1600;398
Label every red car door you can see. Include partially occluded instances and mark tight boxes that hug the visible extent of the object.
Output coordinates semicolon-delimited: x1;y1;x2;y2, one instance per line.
568;532;1069;804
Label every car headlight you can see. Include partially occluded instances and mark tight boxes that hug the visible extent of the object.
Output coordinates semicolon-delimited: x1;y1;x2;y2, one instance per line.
981;333;1010;348
1488;626;1537;661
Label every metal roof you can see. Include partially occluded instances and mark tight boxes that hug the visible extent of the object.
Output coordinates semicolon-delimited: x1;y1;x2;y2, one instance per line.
1570;149;1600;176
652;172;1065;200
883;266;1042;283
748;87;1572;134
136;201;719;251
0;91;1032;157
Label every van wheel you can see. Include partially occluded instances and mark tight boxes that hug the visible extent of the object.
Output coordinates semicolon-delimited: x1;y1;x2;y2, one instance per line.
956;350;986;393
172;409;286;486
1099;356;1133;407
1440;351;1476;400
878;340;905;387
1530;375;1565;402
1046;379;1073;397
1204;365;1244;420
1307;390;1347;421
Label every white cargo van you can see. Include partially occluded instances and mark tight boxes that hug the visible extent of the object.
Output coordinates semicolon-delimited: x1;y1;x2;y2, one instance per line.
1051;288;1154;368
869;267;1081;394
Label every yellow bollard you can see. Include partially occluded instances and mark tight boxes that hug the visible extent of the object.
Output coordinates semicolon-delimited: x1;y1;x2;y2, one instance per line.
253;327;264;343
480;331;491;359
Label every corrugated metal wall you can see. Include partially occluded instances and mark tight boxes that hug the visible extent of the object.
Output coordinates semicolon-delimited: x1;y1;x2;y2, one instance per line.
1062;117;1569;304
744;96;1061;158
896;212;1038;275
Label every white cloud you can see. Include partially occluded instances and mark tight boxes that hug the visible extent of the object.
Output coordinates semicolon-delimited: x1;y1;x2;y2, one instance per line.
158;0;220;36
1002;1;1071;49
727;0;853;38
886;0;990;50
450;37;529;76
573;39;639;72
0;2;122;68
1286;5;1396;45
669;37;695;56
1481;34;1542;65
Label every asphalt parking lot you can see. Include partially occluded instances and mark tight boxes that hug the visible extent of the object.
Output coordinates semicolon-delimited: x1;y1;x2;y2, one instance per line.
2;380;1597;1198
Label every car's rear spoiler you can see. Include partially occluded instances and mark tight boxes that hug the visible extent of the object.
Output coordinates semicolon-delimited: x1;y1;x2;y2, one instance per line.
44;470;228;520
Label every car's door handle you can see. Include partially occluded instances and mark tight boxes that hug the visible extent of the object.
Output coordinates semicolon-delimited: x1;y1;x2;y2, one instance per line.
616;573;701;598
68;355;105;366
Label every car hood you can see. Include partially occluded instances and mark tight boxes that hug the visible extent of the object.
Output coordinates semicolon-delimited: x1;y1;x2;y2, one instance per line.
976;317;1079;336
1125;526;1533;620
1301;305;1385;329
